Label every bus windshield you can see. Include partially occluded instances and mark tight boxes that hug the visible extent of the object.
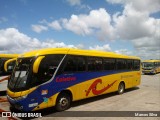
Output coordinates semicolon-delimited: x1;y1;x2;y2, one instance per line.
8;57;34;91
143;62;154;68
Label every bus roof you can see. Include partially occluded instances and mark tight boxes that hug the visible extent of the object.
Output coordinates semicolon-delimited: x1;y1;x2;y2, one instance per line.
143;60;160;63
20;48;140;60
0;54;19;58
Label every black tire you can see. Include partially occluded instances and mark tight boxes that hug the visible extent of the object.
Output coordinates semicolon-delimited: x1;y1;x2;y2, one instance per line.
118;82;125;94
55;92;71;111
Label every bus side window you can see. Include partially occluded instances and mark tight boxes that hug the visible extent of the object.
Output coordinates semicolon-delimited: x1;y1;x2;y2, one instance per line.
133;60;140;70
127;60;133;70
64;56;77;72
116;59;127;70
87;57;103;71
63;56;86;73
103;58;115;70
32;54;64;85
77;57;86;71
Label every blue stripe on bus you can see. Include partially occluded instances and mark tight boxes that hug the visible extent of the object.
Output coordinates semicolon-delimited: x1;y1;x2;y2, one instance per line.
14;70;133;111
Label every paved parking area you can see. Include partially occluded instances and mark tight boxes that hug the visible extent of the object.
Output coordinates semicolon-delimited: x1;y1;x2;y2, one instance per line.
0;74;160;120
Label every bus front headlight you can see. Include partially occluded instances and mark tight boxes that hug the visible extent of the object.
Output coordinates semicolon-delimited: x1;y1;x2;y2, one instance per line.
14;95;27;101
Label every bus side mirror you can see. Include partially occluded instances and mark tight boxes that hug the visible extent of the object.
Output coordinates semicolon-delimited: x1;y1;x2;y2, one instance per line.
4;58;17;72
33;56;45;74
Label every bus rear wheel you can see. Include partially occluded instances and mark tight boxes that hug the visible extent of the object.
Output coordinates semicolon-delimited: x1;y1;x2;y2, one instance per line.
55;92;71;111
118;82;125;94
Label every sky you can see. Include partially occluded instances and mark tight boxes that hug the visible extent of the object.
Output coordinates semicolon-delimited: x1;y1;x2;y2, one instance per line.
0;0;160;60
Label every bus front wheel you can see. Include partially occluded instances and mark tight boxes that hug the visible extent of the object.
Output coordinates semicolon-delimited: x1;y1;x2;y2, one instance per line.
118;82;125;94
55;92;71;111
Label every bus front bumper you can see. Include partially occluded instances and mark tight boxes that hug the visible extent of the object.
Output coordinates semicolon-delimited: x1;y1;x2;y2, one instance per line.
6;94;33;111
7;95;24;110
142;70;155;74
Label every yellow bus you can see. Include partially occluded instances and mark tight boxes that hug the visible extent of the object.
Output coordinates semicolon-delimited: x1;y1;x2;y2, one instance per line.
7;48;141;112
0;54;19;91
0;54;19;76
142;60;160;74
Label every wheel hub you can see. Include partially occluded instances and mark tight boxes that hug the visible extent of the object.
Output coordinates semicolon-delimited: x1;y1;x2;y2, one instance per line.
60;97;68;107
119;85;124;93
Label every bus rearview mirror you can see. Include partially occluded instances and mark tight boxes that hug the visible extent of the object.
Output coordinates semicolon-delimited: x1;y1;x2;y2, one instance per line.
4;58;17;72
33;56;45;74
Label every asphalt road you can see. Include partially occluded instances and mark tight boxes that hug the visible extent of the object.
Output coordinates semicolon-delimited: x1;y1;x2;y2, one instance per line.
0;74;160;120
